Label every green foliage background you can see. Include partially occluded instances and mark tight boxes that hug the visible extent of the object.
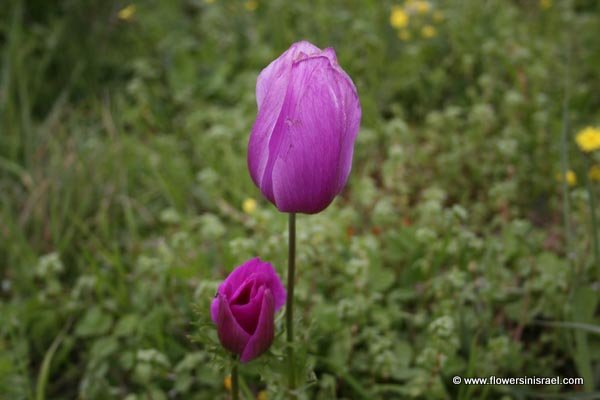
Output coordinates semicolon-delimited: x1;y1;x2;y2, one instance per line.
1;0;600;399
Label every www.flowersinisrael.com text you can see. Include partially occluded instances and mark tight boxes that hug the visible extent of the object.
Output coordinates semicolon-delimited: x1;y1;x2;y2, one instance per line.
452;375;584;385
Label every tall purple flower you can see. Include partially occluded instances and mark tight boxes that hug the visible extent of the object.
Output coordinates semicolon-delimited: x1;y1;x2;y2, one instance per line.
211;258;286;363
248;40;361;214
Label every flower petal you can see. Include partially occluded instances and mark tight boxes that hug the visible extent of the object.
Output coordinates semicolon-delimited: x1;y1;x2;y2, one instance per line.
265;271;286;312
218;257;263;297
229;276;256;306
314;48;361;194
231;285;265;334
240;289;275;363
250;269;285;312
216;258;286;312
248;74;290;199
270;55;360;213
249;41;323;200
216;293;250;356
210;296;219;323
256;41;322;109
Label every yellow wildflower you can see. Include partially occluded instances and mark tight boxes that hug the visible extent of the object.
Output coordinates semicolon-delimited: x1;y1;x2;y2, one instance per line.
564;170;577;186
257;390;268;400
398;29;411;41
421;25;436;38
242;198;258;214
575;126;600;153
589;165;600;181
117;4;136;21
556;170;577;187
433;11;444;22
245;0;258;11
224;375;232;391
539;0;552;10
390;6;409;29
414;1;431;14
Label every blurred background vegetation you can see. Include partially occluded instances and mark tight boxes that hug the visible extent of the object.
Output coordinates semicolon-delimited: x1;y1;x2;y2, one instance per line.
1;0;600;399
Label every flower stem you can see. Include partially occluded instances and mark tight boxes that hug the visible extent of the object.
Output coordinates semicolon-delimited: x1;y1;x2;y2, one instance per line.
559;31;574;285
286;212;297;392
231;358;239;400
585;157;600;279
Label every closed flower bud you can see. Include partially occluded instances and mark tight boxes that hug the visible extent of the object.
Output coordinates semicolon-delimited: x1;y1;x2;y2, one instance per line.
248;41;361;214
210;258;286;363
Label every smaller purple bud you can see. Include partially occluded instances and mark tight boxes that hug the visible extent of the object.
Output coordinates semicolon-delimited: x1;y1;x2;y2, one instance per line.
211;257;286;363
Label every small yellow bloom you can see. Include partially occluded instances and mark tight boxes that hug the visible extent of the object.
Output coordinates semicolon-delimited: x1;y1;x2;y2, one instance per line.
539;0;552;10
245;0;258;11
414;0;431;14
433;11;444;22
117;4;136;21
242;198;258;214
421;25;436;38
556;170;577;187
224;375;232;391
398;29;411;41
257;390;268;400
575;126;600;153
589;165;600;181
565;170;577;186
390;6;409;29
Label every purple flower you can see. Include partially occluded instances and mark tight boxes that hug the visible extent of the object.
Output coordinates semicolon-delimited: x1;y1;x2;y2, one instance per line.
211;257;286;363
248;40;361;214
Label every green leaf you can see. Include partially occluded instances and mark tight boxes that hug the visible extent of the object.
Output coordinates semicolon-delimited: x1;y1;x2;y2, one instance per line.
114;314;140;338
74;307;113;338
368;264;395;292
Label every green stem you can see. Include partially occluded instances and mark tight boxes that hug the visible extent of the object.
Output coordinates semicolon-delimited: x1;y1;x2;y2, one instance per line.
560;53;580;318
286;212;297;393
232;358;239;400
585;157;600;278
559;32;573;284
239;373;254;400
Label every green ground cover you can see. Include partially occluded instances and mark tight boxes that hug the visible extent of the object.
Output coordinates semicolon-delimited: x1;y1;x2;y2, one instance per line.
1;0;600;398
